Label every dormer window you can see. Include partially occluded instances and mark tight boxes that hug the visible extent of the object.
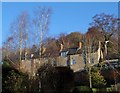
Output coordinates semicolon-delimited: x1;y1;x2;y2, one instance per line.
60;51;68;57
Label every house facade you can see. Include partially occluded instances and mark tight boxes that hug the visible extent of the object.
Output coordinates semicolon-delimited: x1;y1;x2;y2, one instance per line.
20;41;103;75
56;43;99;72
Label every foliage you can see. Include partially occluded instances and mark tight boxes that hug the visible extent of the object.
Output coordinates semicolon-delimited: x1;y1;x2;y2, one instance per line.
85;27;103;49
3;70;23;92
73;86;92;93
65;32;83;47
91;69;106;88
101;66;120;87
2;9;119;93
37;63;60;93
90;13;118;59
2;64;28;93
75;67;107;88
74;70;89;86
37;63;74;93
2;60;10;68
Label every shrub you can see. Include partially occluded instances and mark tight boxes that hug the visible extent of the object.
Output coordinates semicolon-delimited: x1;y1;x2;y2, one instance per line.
75;86;92;93
2;63;29;93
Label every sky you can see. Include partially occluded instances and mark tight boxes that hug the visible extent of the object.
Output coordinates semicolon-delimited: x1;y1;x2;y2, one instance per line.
1;0;120;2
2;2;118;47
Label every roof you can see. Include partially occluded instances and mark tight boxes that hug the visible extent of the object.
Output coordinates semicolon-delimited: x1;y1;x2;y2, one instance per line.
60;47;82;55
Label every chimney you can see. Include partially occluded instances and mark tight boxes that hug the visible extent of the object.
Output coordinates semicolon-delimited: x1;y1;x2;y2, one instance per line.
60;43;63;52
78;41;82;49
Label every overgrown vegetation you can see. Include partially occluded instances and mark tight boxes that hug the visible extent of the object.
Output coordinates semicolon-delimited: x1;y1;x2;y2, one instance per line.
2;5;119;93
2;62;74;93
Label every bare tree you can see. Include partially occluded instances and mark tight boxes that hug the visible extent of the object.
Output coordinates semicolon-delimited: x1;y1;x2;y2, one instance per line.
2;37;13;59
90;13;118;56
10;12;29;70
33;7;52;58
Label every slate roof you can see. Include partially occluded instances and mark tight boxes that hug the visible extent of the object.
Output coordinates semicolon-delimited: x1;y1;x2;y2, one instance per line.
60;47;82;56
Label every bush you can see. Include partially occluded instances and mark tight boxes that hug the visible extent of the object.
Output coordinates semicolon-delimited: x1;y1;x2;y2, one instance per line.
92;88;98;93
75;86;93;93
72;87;80;93
106;87;112;92
37;63;74;93
91;70;106;88
2;63;30;93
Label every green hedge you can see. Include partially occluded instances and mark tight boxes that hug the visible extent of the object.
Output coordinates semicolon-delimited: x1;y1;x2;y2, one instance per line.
73;86;92;93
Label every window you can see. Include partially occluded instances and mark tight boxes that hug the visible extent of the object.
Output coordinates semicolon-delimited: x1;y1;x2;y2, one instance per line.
71;58;76;65
61;51;68;57
73;59;76;64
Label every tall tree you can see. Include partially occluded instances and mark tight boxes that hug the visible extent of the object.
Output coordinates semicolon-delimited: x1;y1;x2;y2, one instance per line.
10;12;29;70
33;7;52;58
2;37;13;59
86;27;103;48
90;13;118;56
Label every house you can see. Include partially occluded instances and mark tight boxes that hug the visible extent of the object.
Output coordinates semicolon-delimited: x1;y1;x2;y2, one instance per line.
20;40;107;74
56;41;100;72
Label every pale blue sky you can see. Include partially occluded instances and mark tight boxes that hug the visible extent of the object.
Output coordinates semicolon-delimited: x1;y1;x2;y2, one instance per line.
2;2;118;46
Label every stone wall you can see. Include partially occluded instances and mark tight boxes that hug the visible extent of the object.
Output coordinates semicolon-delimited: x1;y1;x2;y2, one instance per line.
20;52;99;75
56;52;99;72
21;58;49;76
